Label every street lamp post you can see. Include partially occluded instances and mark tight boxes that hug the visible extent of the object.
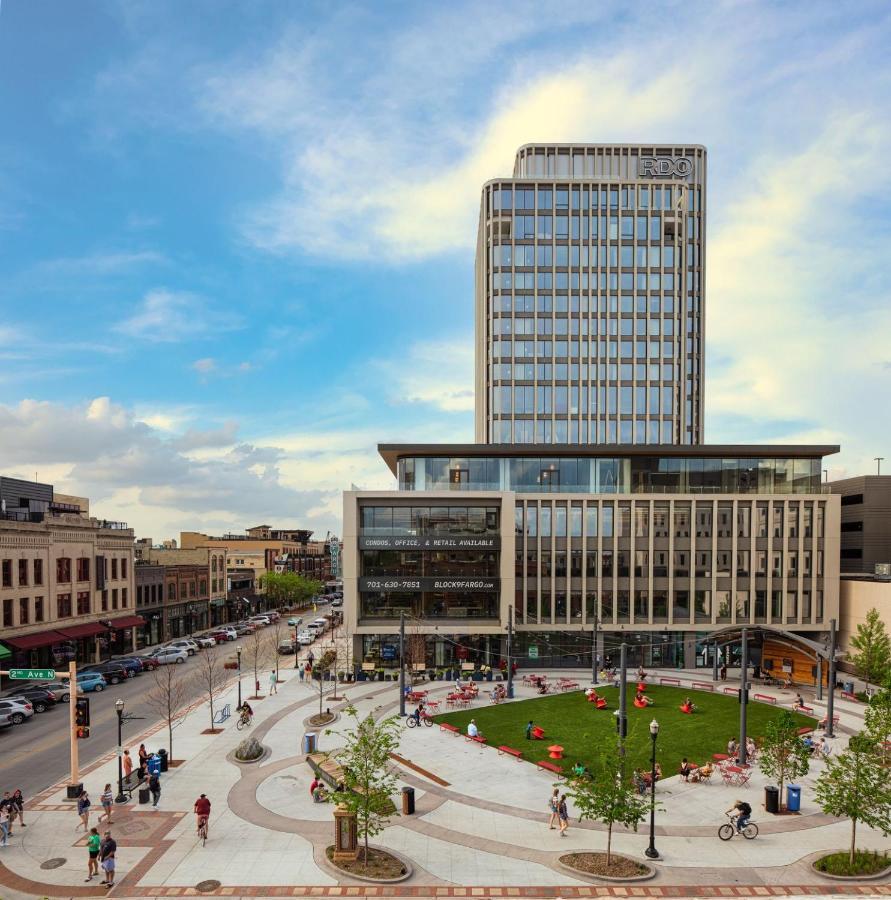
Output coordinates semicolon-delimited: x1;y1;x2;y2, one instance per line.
237;646;243;708
645;718;660;859
114;699;127;804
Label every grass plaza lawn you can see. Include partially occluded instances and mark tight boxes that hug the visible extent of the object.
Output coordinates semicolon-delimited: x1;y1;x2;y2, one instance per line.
433;684;817;774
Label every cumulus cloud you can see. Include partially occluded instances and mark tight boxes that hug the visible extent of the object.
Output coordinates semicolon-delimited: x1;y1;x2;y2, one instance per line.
114;289;243;342
376;338;475;412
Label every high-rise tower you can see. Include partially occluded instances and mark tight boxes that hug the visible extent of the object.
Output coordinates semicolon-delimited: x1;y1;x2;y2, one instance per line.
475;144;706;446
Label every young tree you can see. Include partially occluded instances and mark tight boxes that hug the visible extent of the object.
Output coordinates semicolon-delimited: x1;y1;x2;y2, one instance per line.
564;740;650;867
192;649;228;733
314;648;337;714
332;707;401;868
758;710;811;808
268;617;288;682
863;682;891;764
848;608;891;694
144;665;189;761
814;732;891;866
243;627;271;698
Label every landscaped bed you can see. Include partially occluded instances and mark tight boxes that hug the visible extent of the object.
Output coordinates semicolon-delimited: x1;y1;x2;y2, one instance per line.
325;846;408;880
813;850;890;878
560;851;651;880
433;684;816;772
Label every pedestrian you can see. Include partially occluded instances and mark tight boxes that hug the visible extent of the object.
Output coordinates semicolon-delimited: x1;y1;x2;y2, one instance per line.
307;650;315;667
269;669;278;694
547;787;559;830
10;790;24;829
298;664;304;682
148;771;161;807
99;830;117;888
138;743;148;779
0;804;9;847
525;720;533;740
720;663;727;681
558;794;569;835
77;789;91;831
0;793;13;837
122;749;133;783
99;783;114;824
86;827;101;881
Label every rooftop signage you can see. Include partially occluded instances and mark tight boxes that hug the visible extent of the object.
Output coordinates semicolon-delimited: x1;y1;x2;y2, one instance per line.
359;536;499;550
638;156;693;177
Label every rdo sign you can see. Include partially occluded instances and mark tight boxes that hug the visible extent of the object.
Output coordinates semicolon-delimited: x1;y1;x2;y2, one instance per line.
638;156;693;177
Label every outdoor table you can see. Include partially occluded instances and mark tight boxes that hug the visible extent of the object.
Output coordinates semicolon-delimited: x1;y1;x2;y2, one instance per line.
712;753;730;763
548;744;564;760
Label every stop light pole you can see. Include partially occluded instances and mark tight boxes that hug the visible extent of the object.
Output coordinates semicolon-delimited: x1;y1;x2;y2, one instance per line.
68;661;81;798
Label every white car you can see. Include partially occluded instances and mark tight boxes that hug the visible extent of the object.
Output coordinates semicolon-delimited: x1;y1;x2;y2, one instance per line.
193;635;216;649
149;646;188;665
168;639;199;656
249;616;271;626
0;698;35;724
296;631;314;646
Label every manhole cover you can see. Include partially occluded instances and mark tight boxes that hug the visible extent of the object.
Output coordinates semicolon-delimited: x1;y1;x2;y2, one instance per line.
41;858;67;870
196;880;222;892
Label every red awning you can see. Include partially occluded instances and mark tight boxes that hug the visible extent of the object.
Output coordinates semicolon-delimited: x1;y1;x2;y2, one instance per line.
56;622;107;639
2;629;71;650
108;615;145;629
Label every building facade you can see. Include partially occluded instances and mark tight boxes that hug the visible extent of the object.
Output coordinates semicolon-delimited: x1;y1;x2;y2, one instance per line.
837;574;891;670
829;475;891;575
344;445;840;670
476;144;706;447
0;476;138;669
135;561;165;648
138;546;229;627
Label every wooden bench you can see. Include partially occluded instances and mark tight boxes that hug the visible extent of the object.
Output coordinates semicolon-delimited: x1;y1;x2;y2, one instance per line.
659;677;681;686
723;686;739;696
793;704;814;714
119;772;145;799
497;745;522;759
819;715;840;728
466;734;487;746
753;693;777;704
439;722;460;735
536;759;563;776
841;690;858;702
692;681;714;691
797;726;815;736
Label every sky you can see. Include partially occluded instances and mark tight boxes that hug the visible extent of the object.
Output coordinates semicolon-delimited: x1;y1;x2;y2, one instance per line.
1;0;890;543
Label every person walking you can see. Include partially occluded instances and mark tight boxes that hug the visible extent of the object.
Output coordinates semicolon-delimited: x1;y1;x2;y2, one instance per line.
10;790;25;830
298;663;304;683
122;749;133;783
269;669;278;694
137;744;148;779
558;794;570;836
85;827;101;881
547;788;560;830
77;790;91;832
98;783;114;824
0;793;14;837
99;830;117;888
0;804;9;847
525;720;534;740
148;771;161;808
307;650;315;668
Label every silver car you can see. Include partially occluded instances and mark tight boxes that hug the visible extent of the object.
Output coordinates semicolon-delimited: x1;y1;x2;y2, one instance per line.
0;698;35;724
148;646;188;665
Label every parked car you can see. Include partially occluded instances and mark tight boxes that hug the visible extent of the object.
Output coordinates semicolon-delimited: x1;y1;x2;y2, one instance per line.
296;631;314;646
287;616;302;627
0;698;35;724
32;681;73;702
211;628;237;642
65;672;107;693
134;654;160;670
0;712;13;730
109;657;144;677
278;639;296;655
233;623;254;636
330;597;343;608
248;616;270;627
147;646;188;665
167;639;199;656
266;610;281;621
1;685;59;713
193;635;216;649
80;662;129;685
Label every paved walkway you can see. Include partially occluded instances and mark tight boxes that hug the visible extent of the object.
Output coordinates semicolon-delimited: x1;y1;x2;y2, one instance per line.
0;662;887;899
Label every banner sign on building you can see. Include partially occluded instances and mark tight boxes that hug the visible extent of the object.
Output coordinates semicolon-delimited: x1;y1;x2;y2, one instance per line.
358;577;498;592
359;536;499;550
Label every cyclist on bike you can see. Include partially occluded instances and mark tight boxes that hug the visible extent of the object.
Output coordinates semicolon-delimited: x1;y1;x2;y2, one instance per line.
194;794;211;835
411;702;424;725
237;701;253;724
726;799;752;833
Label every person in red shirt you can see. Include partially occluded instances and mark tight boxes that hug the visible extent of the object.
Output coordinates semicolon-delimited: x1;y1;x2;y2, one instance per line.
194;794;211;834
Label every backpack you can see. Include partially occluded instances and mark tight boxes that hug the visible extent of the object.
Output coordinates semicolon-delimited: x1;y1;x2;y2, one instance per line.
738;802;752;816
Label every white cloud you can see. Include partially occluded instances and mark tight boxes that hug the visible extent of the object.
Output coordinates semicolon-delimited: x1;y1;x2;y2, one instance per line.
192;357;216;374
376;338;475;412
114;289;243;342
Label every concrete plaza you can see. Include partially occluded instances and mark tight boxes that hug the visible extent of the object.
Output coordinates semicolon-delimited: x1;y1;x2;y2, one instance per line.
0;658;888;900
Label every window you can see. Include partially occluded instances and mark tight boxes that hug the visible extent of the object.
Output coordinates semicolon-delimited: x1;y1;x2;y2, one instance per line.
34;596;44;622
18;559;28;586
840;521;863;532
112;588;119;609
111;558;118;579
101;589;108;611
34;558;43;585
122;558;128;579
2;597;12;627
76;557;90;582
57;593;72;618
56;557;71;583
121;587;128;608
76;591;90;615
1;560;11;588
840;493;863;506
168;583;177;600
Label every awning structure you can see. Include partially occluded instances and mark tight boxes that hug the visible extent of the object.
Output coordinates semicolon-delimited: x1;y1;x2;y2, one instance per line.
0;643;12;659
56;622;107;640
107;615;145;629
2;629;70;650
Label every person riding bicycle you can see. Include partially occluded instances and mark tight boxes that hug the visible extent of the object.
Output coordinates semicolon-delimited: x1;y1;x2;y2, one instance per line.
194;794;211;834
237;701;253;724
726;799;752;833
411;702;424;725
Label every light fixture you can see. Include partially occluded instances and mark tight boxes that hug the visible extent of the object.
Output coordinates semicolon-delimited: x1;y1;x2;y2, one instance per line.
115;698;125;714
649;718;659;736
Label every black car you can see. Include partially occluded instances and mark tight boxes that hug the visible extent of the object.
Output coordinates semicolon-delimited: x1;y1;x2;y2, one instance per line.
0;684;60;713
80;662;129;685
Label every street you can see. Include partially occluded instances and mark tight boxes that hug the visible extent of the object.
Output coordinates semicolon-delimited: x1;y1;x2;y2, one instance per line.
0;610;329;800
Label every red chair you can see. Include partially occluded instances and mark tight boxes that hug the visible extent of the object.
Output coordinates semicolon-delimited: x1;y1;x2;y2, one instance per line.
637;682;646;692
680;703;693;715
596;697;608;709
531;725;545;740
633;698;648;709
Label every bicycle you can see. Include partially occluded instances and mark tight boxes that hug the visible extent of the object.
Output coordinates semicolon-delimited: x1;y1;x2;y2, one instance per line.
197;816;208;846
718;812;759;841
405;713;433;728
236;711;253;731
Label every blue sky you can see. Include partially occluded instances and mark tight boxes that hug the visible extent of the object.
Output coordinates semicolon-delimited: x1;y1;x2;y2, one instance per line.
1;0;890;541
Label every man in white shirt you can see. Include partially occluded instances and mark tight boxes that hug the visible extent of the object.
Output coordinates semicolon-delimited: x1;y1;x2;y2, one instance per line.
467;720;478;738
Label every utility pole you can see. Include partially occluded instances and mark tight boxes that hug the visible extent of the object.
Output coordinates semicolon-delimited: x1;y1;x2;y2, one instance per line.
591;614;598;685
738;629;749;766
712;639;719;682
876;457;884;476
506;606;514;699
816;656;823;701
826;618;837;737
67;660;81;798
398;610;406;717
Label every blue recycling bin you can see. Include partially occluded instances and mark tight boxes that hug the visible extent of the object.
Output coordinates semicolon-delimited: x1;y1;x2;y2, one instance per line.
786;784;801;812
302;732;317;754
147;754;162;777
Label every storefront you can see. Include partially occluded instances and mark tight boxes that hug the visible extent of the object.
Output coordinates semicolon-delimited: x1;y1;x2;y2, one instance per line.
165;601;209;640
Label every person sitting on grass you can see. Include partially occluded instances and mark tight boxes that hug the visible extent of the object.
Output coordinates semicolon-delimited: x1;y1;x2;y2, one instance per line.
467;719;480;739
572;761;588;778
681;696;696;713
635;689;654;706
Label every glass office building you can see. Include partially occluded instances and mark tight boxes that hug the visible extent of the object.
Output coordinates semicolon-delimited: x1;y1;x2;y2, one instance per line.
475;144;706;446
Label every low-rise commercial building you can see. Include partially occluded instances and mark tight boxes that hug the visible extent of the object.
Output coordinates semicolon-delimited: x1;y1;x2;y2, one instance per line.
344;444;841;671
137;546;228;627
135;561;165;648
829;475;891;575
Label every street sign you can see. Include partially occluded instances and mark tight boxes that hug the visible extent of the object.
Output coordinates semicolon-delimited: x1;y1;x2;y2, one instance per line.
8;668;56;680
528;646;538;660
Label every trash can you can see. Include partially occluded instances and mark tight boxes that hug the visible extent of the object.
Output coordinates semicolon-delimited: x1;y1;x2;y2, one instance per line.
158;748;169;773
138;787;151;805
401;786;415;815
302;733;317;754
147;754;161;777
765;785;779;814
786;784;801;813
844;681;855;695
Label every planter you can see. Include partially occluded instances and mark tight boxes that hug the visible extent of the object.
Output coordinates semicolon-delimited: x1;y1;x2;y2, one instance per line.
226;740;271;766
323;845;413;884
557;853;656;883
810;851;891;881
485;672;493;681
357;673;368;682
472;672;483;681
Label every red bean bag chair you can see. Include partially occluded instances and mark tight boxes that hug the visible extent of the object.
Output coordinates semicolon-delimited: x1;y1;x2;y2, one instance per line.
679;704;693;715
596;698;608;709
633;698;648;709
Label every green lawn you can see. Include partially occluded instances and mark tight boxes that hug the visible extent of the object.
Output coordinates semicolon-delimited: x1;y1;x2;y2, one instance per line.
433;685;817;774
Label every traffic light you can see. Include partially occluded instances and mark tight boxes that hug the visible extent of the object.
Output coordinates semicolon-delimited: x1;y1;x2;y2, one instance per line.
75;697;90;738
